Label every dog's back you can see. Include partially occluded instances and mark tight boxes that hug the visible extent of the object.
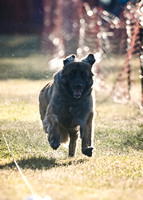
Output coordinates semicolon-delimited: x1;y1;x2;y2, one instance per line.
39;81;53;121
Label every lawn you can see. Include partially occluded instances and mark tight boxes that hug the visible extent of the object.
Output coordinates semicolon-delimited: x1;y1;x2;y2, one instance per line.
0;35;143;200
0;79;143;200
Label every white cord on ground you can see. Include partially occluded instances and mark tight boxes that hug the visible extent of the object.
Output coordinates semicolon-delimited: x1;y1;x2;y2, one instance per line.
2;133;51;200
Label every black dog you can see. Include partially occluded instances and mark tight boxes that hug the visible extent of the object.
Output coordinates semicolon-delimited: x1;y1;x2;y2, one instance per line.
39;54;95;157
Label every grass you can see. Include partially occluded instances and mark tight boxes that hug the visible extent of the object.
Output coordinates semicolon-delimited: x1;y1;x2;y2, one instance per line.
0;79;143;200
0;35;54;79
0;35;143;200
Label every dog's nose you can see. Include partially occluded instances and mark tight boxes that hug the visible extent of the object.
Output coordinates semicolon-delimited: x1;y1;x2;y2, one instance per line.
74;83;83;89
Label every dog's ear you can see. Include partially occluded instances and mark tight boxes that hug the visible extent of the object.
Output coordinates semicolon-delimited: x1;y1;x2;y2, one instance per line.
82;54;95;66
63;55;75;65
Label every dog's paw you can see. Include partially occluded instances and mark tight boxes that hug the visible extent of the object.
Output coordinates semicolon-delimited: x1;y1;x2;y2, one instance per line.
82;147;94;157
50;140;60;150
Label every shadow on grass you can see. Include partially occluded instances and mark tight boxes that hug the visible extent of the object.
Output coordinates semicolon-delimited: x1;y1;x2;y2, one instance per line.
0;157;86;170
124;130;143;151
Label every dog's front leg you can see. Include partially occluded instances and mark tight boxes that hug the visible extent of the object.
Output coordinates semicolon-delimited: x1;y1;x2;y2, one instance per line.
43;107;60;150
47;114;60;150
81;112;94;157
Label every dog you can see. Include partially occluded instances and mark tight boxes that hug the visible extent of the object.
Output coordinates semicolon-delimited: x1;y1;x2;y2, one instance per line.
39;54;96;157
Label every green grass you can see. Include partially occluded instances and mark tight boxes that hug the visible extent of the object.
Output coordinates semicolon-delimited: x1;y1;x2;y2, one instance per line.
0;35;54;79
0;79;143;200
0;35;143;200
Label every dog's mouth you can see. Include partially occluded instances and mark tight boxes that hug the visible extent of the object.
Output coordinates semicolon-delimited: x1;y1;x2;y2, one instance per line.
73;89;82;99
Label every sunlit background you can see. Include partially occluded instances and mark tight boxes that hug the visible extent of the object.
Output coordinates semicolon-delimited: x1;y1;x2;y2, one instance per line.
0;0;142;105
0;1;143;200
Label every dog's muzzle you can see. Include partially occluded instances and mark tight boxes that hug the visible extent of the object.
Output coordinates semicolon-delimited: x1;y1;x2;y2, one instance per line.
73;83;83;99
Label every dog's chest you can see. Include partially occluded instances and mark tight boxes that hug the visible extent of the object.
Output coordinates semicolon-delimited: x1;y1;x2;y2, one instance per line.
60;107;82;128
54;101;91;128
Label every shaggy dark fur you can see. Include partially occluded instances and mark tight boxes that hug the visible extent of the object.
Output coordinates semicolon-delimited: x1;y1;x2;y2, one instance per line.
39;54;96;157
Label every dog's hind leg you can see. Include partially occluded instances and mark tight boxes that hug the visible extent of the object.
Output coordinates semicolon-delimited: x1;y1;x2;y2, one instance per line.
81;112;94;157
68;129;78;157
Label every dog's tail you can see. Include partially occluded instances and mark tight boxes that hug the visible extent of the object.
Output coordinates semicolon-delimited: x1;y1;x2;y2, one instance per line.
61;134;69;144
60;128;69;144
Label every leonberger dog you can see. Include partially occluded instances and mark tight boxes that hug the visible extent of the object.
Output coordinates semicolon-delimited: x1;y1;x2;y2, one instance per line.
39;54;95;157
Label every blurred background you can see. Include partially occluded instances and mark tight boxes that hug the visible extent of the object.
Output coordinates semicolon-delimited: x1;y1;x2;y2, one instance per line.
0;0;142;104
1;2;143;200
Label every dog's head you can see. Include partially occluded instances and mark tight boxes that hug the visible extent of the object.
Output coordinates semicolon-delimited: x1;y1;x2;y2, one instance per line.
58;54;95;99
